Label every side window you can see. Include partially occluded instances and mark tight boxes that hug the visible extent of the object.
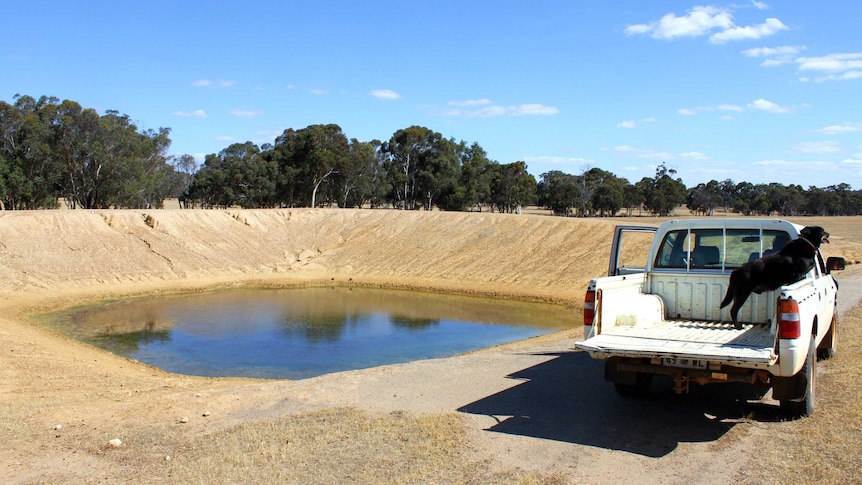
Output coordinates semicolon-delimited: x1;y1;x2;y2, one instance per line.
654;230;686;268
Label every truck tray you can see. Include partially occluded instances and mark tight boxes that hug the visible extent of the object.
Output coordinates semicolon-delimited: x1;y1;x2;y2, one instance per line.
575;320;776;364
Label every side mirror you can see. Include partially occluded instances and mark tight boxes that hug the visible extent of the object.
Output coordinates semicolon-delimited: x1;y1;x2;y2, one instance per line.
826;257;846;272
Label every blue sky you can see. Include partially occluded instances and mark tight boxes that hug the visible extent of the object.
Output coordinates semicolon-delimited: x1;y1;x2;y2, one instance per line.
3;1;861;189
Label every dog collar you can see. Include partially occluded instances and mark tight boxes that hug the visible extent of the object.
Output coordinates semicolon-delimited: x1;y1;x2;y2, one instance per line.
798;236;817;250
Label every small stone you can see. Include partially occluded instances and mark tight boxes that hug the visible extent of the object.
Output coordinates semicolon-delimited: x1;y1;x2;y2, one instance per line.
179;416;189;423
54;424;62;431
165;455;172;461
108;438;122;448
202;411;211;417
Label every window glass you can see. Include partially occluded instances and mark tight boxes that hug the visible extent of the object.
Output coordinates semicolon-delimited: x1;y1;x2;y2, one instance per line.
653;228;792;270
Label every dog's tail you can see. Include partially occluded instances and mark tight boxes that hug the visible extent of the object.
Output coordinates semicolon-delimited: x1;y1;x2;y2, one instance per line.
720;284;733;309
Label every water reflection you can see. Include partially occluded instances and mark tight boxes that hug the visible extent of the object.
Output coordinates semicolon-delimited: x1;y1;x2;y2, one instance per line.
40;287;572;379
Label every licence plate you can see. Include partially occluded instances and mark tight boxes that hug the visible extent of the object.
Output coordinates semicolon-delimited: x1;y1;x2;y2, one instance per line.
662;357;707;369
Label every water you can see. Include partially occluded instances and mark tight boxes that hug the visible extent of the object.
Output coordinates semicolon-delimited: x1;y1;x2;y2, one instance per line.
38;287;574;379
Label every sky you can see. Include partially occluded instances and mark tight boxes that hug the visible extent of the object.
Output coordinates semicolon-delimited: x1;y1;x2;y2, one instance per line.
2;1;861;189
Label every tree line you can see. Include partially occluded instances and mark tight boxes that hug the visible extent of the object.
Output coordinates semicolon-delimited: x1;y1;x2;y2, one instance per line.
2;94;861;216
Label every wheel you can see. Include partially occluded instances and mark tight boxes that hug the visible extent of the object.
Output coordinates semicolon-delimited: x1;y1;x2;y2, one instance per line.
817;314;838;360
614;373;653;397
780;335;816;417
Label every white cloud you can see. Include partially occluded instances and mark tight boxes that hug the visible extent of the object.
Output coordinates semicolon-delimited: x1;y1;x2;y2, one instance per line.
214;135;237;142
797;52;862;72
717;104;744;112
813;122;862;135
742;45;803;58
625;6;733;40
747;98;790;113
709;17;787;44
614;145;675;160
370;89;401;100
789;141;842;155
625;5;786;44
678;108;698;116
192;79;236;88
681;151;710;160
172;109;207;118
617;118;656;128
796;52;862;82
448;98;492;107
437;100;558;118
310;88;329;95
229;109;263;118
286;84;297;89
742;45;805;66
751;1;769;10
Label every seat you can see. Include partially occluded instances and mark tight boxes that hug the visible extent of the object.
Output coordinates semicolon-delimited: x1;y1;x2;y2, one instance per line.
691;246;720;268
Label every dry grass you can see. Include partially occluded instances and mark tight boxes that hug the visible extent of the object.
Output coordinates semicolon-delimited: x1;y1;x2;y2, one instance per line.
59;408;566;485
738;303;862;484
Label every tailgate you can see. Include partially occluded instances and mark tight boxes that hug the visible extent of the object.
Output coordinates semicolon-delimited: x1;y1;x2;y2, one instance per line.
576;321;777;364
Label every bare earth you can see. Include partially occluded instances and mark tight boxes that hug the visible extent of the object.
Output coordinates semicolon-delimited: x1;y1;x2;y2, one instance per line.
2;209;861;484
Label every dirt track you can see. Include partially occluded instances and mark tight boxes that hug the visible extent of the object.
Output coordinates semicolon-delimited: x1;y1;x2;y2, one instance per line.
1;209;861;483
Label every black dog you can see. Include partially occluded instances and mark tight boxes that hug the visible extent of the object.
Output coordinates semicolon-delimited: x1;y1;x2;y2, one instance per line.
720;226;830;329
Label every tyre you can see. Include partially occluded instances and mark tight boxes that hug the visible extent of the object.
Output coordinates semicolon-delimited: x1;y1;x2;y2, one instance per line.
817;314;838;361
614;373;653;397
780;335;816;417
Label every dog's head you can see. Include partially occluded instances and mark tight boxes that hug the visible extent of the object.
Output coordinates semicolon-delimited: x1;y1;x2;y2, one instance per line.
800;226;830;248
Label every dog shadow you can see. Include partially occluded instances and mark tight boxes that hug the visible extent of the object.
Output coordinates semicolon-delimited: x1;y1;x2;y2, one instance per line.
457;351;783;458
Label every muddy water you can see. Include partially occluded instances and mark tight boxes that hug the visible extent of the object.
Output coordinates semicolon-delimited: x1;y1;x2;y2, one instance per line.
38;287;575;379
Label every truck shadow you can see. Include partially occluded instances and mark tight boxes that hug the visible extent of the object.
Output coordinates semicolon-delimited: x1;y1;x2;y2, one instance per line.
457;350;781;458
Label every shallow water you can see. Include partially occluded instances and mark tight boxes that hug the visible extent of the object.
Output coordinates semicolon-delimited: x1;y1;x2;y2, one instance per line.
38;287;574;379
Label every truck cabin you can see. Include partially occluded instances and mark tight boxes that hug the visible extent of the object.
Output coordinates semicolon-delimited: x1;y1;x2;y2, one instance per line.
653;228;799;272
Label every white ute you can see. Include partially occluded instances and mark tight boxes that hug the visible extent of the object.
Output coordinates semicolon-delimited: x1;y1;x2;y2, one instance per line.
576;218;845;417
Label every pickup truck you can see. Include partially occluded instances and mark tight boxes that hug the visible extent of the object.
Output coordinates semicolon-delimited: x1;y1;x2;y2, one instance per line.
575;218;845;417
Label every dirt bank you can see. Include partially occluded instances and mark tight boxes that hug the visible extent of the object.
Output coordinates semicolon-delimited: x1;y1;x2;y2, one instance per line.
1;209;860;483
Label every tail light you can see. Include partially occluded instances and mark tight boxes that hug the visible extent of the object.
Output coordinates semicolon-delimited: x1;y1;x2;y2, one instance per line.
778;299;801;339
584;290;596;326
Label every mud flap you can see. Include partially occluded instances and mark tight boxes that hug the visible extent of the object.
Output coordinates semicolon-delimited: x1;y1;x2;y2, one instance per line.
772;373;807;401
605;357;638;384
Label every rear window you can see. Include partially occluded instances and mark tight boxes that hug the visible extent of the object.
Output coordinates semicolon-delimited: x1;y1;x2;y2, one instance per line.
654;229;791;270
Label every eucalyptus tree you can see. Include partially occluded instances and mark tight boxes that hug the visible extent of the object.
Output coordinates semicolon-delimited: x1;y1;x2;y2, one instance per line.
489;161;536;213
454;142;493;212
333;138;377;208
381;125;458;210
269;124;348;207
0;95;62;209
640;163;687;216
538;170;577;216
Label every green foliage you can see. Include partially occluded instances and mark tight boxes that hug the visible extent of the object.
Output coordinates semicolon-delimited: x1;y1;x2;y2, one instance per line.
0;94;178;209
4;93;862;216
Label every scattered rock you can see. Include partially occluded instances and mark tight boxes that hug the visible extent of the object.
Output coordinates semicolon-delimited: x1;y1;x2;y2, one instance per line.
108;438;122;448
179;416;189;423
202;411;211;417
54;424;62;431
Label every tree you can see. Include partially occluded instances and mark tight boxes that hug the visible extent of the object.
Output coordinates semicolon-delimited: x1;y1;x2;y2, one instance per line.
332;139;377;208
538;170;577;216
687;180;722;216
381;126;460;210
592;184;623;216
186;142;274;208
489;161;536;213
641;163;687;216
0;95;62;209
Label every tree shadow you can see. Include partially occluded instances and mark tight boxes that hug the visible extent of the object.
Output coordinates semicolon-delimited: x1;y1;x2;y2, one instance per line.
457;351;780;457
